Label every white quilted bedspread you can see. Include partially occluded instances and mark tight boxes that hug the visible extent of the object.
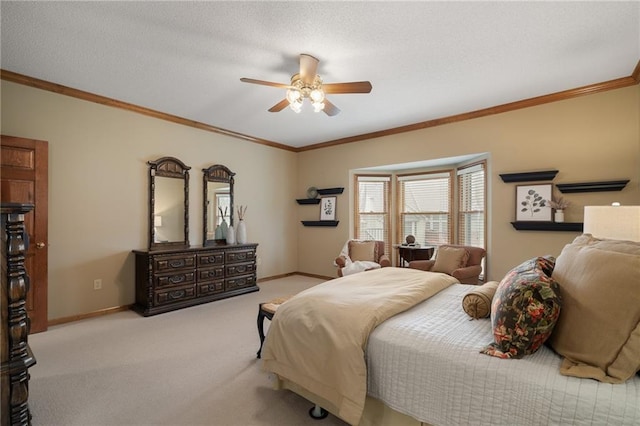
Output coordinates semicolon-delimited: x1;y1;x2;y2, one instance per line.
366;284;640;426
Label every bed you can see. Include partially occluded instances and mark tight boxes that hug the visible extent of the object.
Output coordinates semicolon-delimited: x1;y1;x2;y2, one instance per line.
262;236;640;426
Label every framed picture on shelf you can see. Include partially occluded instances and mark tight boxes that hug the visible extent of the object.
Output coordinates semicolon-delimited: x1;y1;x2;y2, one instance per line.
320;196;337;221
515;184;552;221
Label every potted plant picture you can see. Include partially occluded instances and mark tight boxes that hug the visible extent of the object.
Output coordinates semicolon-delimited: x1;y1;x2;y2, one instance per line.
515;184;552;221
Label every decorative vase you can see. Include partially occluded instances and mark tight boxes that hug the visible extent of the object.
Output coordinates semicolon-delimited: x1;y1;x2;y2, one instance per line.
220;218;228;239
236;219;247;244
226;225;236;244
554;210;565;223
214;225;222;240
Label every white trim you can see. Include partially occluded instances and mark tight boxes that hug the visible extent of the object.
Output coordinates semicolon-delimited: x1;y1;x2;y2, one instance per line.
397;172;450;181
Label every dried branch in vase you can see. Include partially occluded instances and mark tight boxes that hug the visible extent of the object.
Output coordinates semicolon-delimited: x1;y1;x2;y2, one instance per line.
548;197;570;210
237;205;247;220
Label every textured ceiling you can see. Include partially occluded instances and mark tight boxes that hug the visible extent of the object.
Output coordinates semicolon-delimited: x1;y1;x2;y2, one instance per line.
1;1;639;149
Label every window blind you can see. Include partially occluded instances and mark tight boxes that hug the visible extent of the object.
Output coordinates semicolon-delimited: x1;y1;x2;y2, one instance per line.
398;172;452;246
457;162;485;248
457;161;486;278
354;175;391;257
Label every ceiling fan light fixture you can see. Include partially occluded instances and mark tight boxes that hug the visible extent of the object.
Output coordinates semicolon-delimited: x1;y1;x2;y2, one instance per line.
310;88;325;103
312;101;325;113
240;53;372;116
286;88;301;104
290;99;303;113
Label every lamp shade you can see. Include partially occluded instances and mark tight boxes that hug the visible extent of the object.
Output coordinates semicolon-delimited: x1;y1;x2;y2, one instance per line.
583;205;640;242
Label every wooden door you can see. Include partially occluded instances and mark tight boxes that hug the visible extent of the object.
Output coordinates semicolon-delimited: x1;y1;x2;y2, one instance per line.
1;135;48;333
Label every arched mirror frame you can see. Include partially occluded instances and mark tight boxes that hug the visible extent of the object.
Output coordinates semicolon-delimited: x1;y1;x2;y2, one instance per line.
203;164;235;246
148;156;190;250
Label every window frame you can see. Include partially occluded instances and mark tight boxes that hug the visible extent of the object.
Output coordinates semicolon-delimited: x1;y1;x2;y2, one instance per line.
396;170;454;247
353;174;392;257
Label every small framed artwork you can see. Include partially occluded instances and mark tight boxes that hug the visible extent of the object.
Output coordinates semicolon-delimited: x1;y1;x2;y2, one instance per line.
320;196;337;221
515;184;552;221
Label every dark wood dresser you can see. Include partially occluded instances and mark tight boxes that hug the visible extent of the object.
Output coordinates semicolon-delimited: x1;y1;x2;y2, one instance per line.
133;243;259;316
1;203;36;426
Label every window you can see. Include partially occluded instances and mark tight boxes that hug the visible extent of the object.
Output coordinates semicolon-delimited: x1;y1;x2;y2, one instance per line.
354;160;487;270
457;162;485;249
398;172;452;246
215;192;230;226
458;161;486;278
354;175;391;256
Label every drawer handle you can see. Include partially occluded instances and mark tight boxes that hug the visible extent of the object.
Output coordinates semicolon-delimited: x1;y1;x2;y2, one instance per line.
207;256;218;262
169;260;185;268
169;290;185;299
169;275;185;284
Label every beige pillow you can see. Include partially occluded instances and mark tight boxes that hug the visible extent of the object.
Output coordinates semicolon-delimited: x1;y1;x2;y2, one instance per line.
462;281;499;319
432;246;469;274
349;240;376;262
549;234;640;383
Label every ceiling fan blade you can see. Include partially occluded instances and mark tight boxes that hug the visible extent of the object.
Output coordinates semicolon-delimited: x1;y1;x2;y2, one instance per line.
323;99;341;116
299;54;319;85
240;77;290;89
323;81;372;94
268;99;290;113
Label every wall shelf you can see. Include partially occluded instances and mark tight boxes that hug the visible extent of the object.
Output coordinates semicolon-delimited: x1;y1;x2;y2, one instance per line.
317;187;344;195
296;187;344;204
556;180;629;193
510;221;583;232
301;220;339;227
499;170;558;183
296;198;321;205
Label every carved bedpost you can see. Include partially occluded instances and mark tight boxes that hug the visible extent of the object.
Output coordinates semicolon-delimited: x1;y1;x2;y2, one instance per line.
1;203;36;426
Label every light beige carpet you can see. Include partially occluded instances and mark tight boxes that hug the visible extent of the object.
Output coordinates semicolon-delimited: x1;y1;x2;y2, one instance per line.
28;275;349;426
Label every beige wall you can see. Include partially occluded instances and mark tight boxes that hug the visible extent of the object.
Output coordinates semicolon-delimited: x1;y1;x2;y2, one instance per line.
1;81;298;320
2;81;639;321
297;85;640;280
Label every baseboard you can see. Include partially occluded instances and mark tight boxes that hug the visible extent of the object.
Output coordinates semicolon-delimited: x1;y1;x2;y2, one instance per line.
47;272;334;327
48;304;134;327
293;271;334;280
258;271;334;282
256;272;298;282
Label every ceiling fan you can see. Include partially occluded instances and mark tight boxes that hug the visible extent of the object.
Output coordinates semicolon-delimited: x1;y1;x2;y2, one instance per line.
240;54;372;116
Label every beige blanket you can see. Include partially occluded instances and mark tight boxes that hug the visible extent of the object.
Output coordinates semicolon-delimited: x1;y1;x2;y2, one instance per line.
261;267;458;425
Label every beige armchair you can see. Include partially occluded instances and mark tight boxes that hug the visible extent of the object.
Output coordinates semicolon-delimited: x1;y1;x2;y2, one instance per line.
335;240;391;277
409;244;486;284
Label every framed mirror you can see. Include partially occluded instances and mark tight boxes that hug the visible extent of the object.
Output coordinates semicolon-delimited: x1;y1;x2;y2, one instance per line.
148;157;190;250
203;164;235;246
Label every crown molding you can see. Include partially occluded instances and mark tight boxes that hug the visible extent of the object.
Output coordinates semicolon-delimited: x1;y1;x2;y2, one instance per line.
298;60;640;152
3;59;639;153
0;69;296;153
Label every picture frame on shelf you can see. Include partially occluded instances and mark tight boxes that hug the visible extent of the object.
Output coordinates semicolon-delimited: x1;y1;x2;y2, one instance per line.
515;184;552;221
320;196;337;221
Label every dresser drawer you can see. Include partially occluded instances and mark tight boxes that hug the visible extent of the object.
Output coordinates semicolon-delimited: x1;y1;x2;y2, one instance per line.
225;248;256;264
225;262;256;277
155;271;195;288
155;285;196;306
153;254;196;272
197;251;224;267
225;274;256;291
198;281;224;296
197;266;224;282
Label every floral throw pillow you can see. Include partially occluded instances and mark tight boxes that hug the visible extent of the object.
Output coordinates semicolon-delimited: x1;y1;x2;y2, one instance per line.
481;256;561;359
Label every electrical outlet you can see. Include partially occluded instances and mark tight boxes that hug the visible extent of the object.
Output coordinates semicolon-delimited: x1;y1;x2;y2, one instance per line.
93;279;102;290
257;257;262;266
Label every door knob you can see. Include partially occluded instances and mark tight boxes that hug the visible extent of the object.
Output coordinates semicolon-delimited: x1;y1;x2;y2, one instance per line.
36;242;46;249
